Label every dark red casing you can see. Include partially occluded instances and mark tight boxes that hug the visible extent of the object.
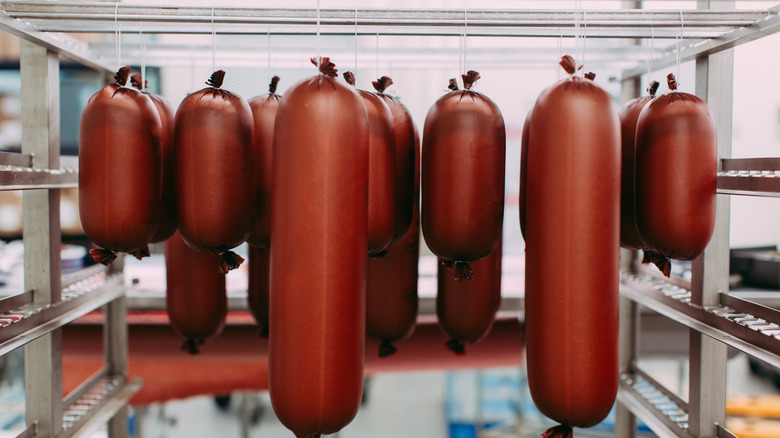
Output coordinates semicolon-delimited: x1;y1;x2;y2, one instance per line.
79;81;162;253
635;92;717;260
421;87;505;264
524;74;620;428
173;82;254;254
165;231;227;350
366;127;419;354
247;92;281;248
269;73;369;438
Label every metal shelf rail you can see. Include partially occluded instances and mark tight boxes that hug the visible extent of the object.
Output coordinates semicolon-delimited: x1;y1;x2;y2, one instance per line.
0;10;134;436
0;1;777;437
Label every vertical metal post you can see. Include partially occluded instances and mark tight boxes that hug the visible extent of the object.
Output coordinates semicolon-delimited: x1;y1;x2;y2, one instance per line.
688;1;734;437
615;74;642;438
106;255;129;437
615;2;643;425
21;39;63;437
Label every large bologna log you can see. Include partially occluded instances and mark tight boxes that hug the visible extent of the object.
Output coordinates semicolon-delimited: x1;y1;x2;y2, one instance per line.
436;239;502;355
619;81;659;250
635;74;717;277
130;73;177;244
365;123;420;357
174;70;253;273
269;58;369;438
165;231;227;354
524;56;620;437
79;67;162;265
421;71;505;280
247;76;282;248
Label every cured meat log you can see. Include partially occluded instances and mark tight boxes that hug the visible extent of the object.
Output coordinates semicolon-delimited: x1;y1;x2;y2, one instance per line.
635;73;717;277
269;58;369;438
619;80;660;250
421;71;505;280
79;67;162;265
174;70;254;273
524;56;620;434
165;231;227;354
436;239;502;355
129;73;177;245
247;76;282;248
366;122;420;357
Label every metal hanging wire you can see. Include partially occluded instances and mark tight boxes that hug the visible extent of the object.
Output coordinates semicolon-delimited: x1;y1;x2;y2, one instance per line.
211;5;216;72
676;10;684;87
114;2;121;69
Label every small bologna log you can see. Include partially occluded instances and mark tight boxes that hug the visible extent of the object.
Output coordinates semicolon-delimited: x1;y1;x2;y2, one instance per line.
421;71;506;281
79;67;162;265
165;231;227;354
173;70;254;273
635;73;717;277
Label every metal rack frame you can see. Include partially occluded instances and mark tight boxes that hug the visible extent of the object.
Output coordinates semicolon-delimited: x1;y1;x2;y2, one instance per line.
0;1;778;437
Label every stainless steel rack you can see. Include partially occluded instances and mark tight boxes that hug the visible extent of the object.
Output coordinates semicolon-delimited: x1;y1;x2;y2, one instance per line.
0;1;778;437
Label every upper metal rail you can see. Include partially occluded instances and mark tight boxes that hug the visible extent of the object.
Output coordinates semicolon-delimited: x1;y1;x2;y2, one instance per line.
0;7;112;71
0;2;771;38
622;4;780;79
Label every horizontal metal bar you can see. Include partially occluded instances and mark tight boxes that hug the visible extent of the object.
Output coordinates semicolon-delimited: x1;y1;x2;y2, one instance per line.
89;40;663;70
632;365;688;412
0;167;78;191
622;7;780;79
58;377;141;438
717;171;780;197
0;289;33;314
14;424;36;438
2;3;768;37
63;368;108;410
124;287;524;314
3;3;766;26
0;8;112;72
618;373;690;438
720;293;780;327
0;273;124;356
62;264;108;290
621;273;780;369
730;290;780;309
0;151;33;168
716;425;738;438
722;157;780;172
22;24;732;38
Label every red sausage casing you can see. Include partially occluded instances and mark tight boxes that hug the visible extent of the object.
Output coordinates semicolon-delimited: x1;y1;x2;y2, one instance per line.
421;73;505;274
165;231;226;354
366;128;419;356
79;68;162;257
247;79;281;248
174;71;253;265
525;69;620;428
437;238;502;355
269;62;368;438
147;92;177;243
247;245;270;337
519;109;532;238
618;84;658;250
375;78;416;242
635;87;717;261
358;89;396;256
